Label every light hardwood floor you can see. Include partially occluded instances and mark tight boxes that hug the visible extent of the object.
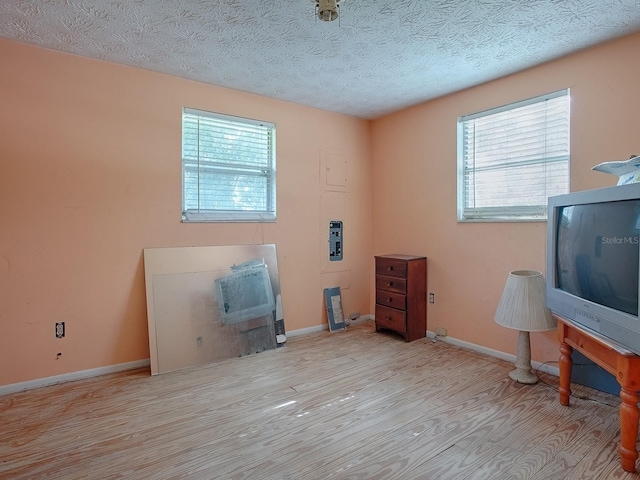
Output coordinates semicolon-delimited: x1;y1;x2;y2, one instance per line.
1;321;637;479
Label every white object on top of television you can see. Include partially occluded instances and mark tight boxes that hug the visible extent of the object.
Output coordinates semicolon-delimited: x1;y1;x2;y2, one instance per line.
592;154;640;185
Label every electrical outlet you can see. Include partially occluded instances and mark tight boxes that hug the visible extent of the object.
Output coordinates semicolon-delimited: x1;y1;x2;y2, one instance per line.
349;312;360;320
429;293;435;304
55;322;65;338
435;327;447;337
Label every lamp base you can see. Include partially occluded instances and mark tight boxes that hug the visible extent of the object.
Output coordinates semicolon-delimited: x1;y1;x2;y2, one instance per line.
508;367;538;384
509;330;538;385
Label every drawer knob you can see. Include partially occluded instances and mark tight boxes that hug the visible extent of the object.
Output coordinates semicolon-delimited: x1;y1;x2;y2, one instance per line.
387;281;393;287
386;316;392;321
387;266;394;271
387;297;393;303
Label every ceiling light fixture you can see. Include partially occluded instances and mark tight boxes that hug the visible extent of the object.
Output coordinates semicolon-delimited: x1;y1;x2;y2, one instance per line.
312;0;343;22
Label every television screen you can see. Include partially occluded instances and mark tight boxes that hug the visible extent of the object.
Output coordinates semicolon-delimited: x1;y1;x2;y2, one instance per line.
556;199;640;316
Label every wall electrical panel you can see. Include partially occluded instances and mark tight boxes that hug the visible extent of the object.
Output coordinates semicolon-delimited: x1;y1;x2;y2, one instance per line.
329;221;343;261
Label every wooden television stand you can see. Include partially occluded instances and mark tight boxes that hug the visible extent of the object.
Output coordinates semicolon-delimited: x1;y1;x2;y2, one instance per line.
557;315;640;472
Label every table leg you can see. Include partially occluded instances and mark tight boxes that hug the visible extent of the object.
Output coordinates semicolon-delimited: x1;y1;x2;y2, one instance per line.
559;341;573;406
619;386;639;472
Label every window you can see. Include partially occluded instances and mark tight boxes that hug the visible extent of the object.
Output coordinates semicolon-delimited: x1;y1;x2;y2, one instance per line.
182;108;276;222
457;89;570;222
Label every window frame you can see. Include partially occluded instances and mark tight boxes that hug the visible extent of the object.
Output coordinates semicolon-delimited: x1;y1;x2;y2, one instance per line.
456;89;570;223
181;107;276;223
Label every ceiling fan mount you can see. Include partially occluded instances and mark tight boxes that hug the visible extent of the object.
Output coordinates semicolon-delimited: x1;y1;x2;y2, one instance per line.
310;0;344;22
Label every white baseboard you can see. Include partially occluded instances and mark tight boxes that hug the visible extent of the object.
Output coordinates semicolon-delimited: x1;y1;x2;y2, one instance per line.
286;314;374;338
345;314;374;327
2;321;557;396
0;359;150;397
426;330;559;377
2;319;362;395
290;316;557;376
286;324;328;337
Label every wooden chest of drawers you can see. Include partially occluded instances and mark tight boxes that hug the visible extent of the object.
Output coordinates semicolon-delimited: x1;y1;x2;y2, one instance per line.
375;255;427;342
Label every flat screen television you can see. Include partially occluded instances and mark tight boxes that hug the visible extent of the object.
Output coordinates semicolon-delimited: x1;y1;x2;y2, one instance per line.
214;261;275;325
547;182;640;354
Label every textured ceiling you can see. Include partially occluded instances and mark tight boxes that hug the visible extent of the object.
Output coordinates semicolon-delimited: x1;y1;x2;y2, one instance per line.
1;0;640;119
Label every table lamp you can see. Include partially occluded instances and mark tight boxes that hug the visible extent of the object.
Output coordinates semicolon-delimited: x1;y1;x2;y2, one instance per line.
494;270;556;384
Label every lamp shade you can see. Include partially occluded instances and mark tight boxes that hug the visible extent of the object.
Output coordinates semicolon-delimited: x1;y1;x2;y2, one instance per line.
494;270;556;332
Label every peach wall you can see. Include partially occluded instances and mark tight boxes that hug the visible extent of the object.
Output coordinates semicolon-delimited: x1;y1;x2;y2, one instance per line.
0;38;372;387
371;32;640;364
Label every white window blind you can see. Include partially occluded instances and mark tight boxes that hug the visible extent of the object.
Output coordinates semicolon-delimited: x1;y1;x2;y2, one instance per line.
457;89;570;222
182;108;276;222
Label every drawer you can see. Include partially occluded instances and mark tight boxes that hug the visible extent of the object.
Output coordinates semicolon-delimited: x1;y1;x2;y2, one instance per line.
375;275;407;294
376;290;406;310
375;305;406;333
375;258;407;279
